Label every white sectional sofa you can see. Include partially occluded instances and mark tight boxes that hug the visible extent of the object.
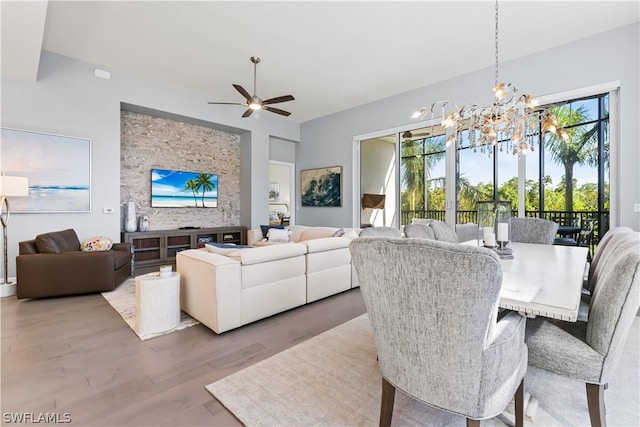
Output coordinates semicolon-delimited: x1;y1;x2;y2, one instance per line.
176;225;360;334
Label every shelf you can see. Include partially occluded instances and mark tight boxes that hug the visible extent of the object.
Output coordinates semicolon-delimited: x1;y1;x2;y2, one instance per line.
123;226;246;275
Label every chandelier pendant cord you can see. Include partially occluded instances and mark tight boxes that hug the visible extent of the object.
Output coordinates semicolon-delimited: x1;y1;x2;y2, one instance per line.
495;0;499;91
411;0;562;156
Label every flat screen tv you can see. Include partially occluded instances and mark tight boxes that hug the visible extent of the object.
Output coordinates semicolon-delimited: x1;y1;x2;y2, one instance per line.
151;168;218;208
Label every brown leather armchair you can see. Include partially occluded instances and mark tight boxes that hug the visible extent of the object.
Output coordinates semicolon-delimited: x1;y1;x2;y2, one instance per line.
16;229;131;299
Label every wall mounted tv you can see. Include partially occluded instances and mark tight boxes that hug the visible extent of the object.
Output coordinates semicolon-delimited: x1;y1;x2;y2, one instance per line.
151;168;218;208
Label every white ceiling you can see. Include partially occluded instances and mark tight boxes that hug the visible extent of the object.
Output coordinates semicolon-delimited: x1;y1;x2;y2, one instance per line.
3;1;639;123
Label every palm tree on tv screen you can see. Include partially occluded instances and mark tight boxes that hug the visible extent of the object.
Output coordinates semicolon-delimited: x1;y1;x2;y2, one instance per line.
183;179;200;207
197;173;216;207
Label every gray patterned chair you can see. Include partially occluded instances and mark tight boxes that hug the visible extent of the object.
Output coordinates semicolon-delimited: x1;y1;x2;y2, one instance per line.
350;237;527;427
510;217;558;245
358;226;402;238
525;231;639;426
578;227;635;321
455;222;479;243
403;223;435;240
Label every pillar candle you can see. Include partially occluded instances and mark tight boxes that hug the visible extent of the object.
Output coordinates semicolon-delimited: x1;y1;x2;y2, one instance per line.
483;227;496;247
497;223;509;241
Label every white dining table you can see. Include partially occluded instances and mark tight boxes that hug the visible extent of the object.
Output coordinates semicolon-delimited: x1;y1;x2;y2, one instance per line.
463;240;589;322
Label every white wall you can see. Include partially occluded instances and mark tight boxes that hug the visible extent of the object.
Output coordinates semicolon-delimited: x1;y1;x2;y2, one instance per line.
1;51;299;279
360;138;396;227
299;23;640;230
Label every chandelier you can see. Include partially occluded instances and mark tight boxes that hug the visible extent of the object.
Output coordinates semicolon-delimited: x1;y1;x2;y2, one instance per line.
411;0;567;156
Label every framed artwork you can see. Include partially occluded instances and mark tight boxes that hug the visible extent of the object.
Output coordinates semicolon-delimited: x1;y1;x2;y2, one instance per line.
300;166;342;207
0;127;91;213
268;182;280;202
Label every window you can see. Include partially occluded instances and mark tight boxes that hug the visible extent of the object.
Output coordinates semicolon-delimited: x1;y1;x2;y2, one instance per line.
397;91;611;241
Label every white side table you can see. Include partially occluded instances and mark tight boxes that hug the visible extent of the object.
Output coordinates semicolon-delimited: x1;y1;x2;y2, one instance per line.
135;271;180;336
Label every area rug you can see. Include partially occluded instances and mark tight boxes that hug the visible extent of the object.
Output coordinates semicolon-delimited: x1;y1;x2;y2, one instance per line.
206;314;639;427
101;277;199;341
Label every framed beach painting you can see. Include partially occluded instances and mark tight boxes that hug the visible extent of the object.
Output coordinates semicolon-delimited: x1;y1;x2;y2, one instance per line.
0;127;91;213
300;166;342;207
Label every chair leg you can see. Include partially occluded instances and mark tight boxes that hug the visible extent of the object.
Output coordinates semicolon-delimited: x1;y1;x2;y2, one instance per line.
380;377;396;427
514;378;524;427
586;383;606;427
466;418;480;427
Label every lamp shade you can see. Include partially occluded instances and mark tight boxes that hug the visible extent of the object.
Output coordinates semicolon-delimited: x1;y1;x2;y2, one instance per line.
0;176;29;197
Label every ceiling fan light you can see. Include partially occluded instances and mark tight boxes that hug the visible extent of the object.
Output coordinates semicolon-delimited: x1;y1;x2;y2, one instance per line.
249;102;262;110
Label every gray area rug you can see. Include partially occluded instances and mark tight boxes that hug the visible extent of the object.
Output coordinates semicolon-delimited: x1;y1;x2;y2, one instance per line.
206;314;639;426
101;277;199;341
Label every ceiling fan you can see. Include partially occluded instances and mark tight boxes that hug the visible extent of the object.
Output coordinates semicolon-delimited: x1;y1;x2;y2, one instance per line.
402;129;431;140
208;56;295;118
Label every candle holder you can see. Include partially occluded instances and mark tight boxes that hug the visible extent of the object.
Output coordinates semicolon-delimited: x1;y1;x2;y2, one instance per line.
477;201;512;251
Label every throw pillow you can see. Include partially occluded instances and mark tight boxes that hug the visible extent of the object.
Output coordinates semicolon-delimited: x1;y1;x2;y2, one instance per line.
260;224;285;240
267;228;290;243
343;229;360;239
333;228;346;237
205;243;243;256
81;236;113;252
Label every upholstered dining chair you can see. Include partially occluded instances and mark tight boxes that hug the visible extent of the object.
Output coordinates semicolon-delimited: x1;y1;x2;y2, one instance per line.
525;231;639;427
350;237;527;427
358;226;402;238
403;223;435;240
455;223;479;243
510;217;558;245
577;228;636;322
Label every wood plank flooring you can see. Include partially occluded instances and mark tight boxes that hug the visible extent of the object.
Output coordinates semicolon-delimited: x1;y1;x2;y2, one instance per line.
1;288;367;425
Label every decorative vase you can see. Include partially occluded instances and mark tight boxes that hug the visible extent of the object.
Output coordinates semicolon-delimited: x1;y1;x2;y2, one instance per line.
125;202;137;232
138;215;150;232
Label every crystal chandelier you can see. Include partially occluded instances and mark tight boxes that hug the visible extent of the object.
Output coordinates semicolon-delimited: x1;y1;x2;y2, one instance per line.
412;0;567;156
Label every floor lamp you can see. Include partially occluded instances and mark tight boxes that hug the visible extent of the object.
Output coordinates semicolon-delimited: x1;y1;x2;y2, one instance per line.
0;175;29;297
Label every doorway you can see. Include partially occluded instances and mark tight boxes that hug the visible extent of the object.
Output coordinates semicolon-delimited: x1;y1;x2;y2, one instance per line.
268;161;295;226
359;135;397;228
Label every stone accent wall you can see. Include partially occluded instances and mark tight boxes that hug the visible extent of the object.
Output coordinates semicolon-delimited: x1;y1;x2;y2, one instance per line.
121;111;241;231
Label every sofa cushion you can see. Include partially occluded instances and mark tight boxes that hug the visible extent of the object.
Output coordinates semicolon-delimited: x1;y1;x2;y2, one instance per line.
298;227;341;242
227;243;307;265
35;229;81;253
113;249;131;270
81;236;113;252
287;225;311;243
303;236;351;253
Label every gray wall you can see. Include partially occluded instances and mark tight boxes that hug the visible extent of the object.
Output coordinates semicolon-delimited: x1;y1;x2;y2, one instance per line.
1;51;299;279
299;23;640;230
121;110;241;229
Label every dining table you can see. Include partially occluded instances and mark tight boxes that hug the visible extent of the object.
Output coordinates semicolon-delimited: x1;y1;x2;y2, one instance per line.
463;240;589;322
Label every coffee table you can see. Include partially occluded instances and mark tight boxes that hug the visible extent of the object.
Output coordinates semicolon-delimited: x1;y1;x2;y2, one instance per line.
134;271;180;336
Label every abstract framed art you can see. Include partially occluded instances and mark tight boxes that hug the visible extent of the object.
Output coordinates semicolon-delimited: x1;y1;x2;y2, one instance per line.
0;127;91;212
300;166;342;207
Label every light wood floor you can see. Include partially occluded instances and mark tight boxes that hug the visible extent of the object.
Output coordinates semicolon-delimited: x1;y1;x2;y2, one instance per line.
1;288;366;425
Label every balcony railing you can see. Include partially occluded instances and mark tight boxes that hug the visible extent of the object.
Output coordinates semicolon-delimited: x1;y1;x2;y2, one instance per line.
402;209;610;244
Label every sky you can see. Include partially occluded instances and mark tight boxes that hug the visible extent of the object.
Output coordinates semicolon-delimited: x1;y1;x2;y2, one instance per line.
151;169;218;196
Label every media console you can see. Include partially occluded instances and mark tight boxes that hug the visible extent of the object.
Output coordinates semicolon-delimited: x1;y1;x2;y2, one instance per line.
122;226;247;275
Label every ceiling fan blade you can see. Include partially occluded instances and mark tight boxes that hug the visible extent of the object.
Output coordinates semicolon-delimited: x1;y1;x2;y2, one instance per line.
242;108;254;118
207;102;244;105
263;95;295;105
233;84;253;102
263;106;291;117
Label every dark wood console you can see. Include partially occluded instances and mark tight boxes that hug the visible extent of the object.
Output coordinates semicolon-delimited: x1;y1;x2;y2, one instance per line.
122;226;247;275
